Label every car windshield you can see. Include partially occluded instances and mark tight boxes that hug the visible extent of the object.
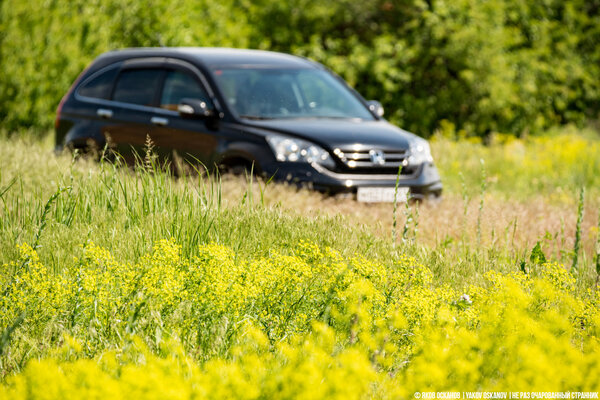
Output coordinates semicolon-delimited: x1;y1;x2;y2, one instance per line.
211;68;375;120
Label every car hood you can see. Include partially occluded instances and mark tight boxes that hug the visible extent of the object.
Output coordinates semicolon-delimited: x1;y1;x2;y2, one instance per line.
245;119;415;151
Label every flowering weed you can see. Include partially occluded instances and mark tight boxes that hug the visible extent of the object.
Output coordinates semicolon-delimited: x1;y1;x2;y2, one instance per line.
1;241;599;396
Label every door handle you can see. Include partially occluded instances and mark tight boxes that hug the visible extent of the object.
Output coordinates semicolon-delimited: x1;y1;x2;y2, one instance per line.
97;108;113;119
151;116;169;126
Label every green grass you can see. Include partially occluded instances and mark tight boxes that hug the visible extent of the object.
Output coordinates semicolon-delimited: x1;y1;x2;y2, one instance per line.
0;134;389;271
1;130;599;290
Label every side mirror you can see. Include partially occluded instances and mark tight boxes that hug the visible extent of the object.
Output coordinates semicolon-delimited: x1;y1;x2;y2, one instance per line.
367;100;384;117
178;98;215;118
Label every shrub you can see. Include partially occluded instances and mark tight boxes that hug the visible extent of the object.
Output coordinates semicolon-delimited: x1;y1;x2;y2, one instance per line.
1;0;599;136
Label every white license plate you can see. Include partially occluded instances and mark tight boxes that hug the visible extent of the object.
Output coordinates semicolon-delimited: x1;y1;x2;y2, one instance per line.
357;187;409;203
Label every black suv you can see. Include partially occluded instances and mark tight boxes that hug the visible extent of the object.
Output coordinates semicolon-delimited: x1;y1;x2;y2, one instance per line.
56;48;442;201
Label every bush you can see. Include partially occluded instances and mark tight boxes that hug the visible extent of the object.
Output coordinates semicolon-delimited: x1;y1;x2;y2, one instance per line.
249;0;600;137
1;0;599;137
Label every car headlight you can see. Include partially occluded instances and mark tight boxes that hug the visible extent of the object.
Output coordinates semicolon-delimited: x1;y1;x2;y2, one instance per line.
266;135;335;169
407;136;434;166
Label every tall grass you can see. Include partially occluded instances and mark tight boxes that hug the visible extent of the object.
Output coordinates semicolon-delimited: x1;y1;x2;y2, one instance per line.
0;135;392;272
572;187;585;273
476;158;487;248
1;131;600;289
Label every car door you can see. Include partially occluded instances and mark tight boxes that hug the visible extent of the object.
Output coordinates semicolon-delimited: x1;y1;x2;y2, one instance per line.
102;59;166;164
61;63;123;154
150;63;219;171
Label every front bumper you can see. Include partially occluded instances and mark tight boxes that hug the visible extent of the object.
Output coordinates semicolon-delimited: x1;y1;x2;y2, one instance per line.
262;161;443;198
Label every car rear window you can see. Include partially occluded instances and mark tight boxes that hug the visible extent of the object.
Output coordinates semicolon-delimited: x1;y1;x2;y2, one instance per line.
77;66;119;100
112;69;163;106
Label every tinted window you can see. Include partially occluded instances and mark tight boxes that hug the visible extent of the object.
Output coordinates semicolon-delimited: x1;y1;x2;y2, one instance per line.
112;69;163;106
160;70;209;111
78;67;119;99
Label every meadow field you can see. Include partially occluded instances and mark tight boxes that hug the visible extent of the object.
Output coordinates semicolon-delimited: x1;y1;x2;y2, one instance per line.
0;129;599;398
2;0;600;397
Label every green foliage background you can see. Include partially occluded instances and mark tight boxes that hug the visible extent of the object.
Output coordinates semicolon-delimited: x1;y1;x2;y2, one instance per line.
1;0;599;137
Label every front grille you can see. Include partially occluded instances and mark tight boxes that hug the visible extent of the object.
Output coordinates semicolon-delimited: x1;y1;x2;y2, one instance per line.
333;148;415;175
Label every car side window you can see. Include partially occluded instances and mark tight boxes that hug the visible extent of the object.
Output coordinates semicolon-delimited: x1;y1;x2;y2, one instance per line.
112;68;163;106
77;66;119;100
160;70;210;111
